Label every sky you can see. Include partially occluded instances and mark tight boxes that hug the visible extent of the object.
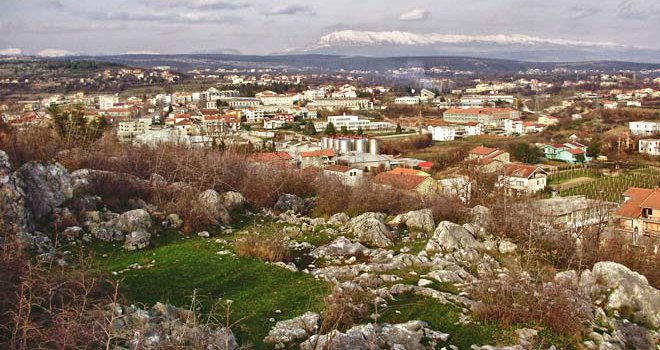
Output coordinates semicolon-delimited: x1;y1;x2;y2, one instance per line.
0;0;659;55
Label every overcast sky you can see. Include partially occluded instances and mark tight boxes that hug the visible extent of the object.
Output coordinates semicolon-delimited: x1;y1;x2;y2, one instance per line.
1;0;658;55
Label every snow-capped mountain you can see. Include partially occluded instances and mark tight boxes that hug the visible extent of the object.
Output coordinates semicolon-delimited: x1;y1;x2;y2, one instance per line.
0;48;23;56
296;30;660;63
36;49;78;58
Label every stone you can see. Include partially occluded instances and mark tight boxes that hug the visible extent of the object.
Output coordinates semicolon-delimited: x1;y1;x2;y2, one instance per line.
61;226;83;241
274;193;306;214
197;231;210;238
579;262;660;328
149;173;167;187
0;151;31;237
328;212;350;226
116;209;152;234
389;209;435;238
198;189;232;224
124;230;151;251
344;212;396;248
425;221;484;253
311;236;369;258
165;213;183;229
417;278;433;287
498;240;518;254
263;312;319;347
470;205;491;226
16;161;73;221
300;321;449;350
221;191;247;212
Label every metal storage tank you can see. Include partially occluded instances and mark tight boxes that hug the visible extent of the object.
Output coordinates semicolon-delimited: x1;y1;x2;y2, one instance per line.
321;137;330;149
333;138;340;151
339;138;351;154
368;138;379;155
349;138;356;152
355;138;368;153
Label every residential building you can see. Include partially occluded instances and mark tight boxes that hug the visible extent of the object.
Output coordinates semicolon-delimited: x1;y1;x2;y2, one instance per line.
256;91;296;106
323;165;364;186
639;139;660;156
322;115;393;131
99;95;119;109
532;196;616;232
264;119;286;130
248;152;295;165
537;116;560;125
427;125;457;141
117;118;152;142
387;168;431;177
443;108;520;127
394;96;421;105
543;142;591;164
310;98;373;111
614;187;660;242
465;146;510;172
373;173;440;194
629;121;660;136
299;149;336;168
463;122;483;136
504;119;524;134
227;98;261;108
499;163;547;193
243;107;265;123
460;95;515;106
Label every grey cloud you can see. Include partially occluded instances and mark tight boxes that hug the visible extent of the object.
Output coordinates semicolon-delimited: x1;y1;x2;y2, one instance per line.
91;11;242;24
569;6;602;20
617;0;659;20
141;0;250;11
263;4;314;16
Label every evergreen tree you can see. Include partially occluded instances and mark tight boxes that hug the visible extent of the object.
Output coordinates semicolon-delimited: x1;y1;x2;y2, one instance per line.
395;123;402;134
340;126;348;135
324;122;337;136
303;122;316;135
356;126;364;136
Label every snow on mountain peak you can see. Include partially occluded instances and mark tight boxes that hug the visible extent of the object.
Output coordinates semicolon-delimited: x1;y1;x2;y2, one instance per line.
36;49;77;57
312;30;624;49
0;48;23;56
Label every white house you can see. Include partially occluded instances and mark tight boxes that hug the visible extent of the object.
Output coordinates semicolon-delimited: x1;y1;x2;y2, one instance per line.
504;119;524;134
243;107;265;123
499;163;548;194
256;91;296;106
323;115;393;131
99;95;119;109
463;122;483;136
639;139;660;156
629;121;660;136
264;119;286;130
394;96;421;105
323;165;364;186
603;101;618;109
427;125;457;141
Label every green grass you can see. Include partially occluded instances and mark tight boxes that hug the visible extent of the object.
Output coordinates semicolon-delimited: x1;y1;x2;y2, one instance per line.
379;292;501;349
92;231;328;349
556;168;660;202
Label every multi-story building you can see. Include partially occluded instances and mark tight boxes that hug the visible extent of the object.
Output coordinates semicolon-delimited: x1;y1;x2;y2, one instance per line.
322;115;392;131
629;121;660;136
639;139;660;156
443;108;519;127
227;98;261;108
427;125;458;141
311;98;373;111
394;96;421;105
460;95;515;106
256;91;296;106
99;95;119;109
614;187;660;243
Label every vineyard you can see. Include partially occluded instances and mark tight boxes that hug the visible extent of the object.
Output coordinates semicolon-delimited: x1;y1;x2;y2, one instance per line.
550;167;660;202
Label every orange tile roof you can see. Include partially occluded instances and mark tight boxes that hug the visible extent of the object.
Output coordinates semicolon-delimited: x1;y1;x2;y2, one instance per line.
300;149;335;158
387;168;428;176
249;152;293;162
615;187;657;218
325;165;351;173
445;108;515;115
469;146;498;156
567;149;585;155
373;173;428;191
503;163;544;178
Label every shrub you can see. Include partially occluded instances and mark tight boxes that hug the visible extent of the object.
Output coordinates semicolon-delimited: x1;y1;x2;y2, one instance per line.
319;285;372;334
234;234;292;263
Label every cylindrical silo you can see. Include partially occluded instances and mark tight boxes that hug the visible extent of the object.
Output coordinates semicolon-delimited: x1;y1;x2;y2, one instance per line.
333;137;340;151
369;138;379;155
355;138;368;153
339;138;351;154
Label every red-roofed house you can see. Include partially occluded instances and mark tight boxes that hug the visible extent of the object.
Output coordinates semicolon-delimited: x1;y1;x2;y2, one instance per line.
614;187;660;242
299;149;336;168
499;163;547;193
465;146;510;172
373;173;440;194
248;152;295;165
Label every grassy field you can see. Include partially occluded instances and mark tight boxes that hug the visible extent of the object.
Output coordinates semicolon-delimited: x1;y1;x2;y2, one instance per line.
91;227;328;349
405;134;541;161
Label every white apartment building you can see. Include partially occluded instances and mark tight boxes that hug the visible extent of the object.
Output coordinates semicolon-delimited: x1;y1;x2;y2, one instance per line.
99;95;119;109
629;121;660;136
227;98;261;108
243;107;265;123
460;95;515;106
504;119;524;134
323;115;392;131
427;125;457;141
639;139;660;156
310;98;373;111
394;96;421;105
117;118;153;142
256;91;296;106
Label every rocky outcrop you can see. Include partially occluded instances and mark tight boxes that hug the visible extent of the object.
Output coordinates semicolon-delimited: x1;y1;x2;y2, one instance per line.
198;189;232;224
263;312;319;348
0;151;31;237
165;213;183;229
311;236;369;258
328;212;350;226
110;302;238;350
425;221;484;253
124;230;151;251
221;191;247;212
344;212;396;248
274;193;306;214
16;161;72;221
389;209;435;238
116;209;152;234
579;262;660;328
300;321;449;350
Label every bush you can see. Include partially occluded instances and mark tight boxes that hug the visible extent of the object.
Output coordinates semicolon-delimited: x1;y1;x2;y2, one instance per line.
470;271;592;339
319;285;372;334
235;234;292;263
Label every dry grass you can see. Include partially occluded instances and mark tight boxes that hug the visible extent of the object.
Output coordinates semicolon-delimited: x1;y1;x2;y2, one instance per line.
234;234;292;263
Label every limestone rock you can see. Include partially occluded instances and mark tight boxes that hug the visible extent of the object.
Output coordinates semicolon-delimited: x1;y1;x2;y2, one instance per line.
389;209;435;238
198;189;232;224
328;212;350;226
311;236;369;258
221;191;247;212
263;312;319;347
425;221;484;253
17;161;72;221
274;193;306;214
344;212;395;248
166;213;183;229
116;209;152;234
124;230;151;251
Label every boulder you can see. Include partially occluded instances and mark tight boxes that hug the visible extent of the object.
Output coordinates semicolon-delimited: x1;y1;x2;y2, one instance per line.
198;189;232;224
274;193;306;214
311;236;369;257
327;212;350;226
300;321;449;350
61;226;83;241
498;240;518;254
470;205;491;226
0;151;31;237
221;191;247;212
388;209;435;238
124;230;151;251
344;212;396;248
16;161;72;221
263;312;319;347
579;262;660;328
425;221;484;253
116;209;152;234
149;173;167;187
166;213;183;229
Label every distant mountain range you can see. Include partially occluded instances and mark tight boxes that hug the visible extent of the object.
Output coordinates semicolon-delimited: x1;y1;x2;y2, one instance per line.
289;30;660;64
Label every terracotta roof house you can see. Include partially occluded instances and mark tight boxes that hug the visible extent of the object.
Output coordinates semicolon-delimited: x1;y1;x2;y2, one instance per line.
299;149;336;168
323;165;364;186
465;146;510;173
387;167;431;177
248;151;294;165
373;173;440;194
614;187;660;242
499;163;547;193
